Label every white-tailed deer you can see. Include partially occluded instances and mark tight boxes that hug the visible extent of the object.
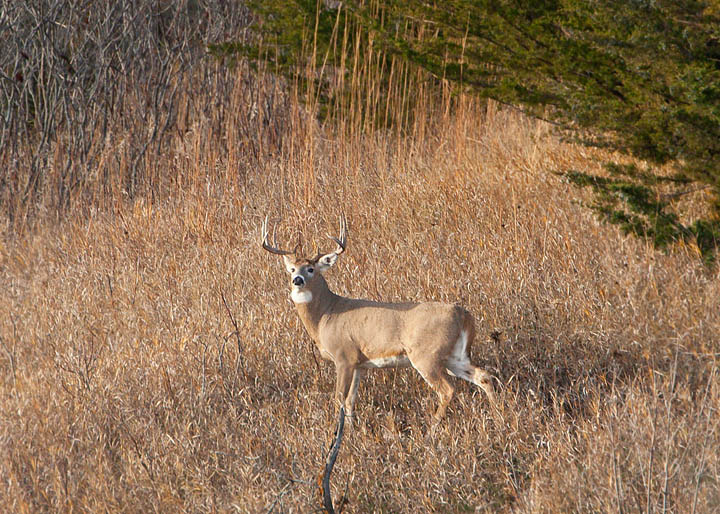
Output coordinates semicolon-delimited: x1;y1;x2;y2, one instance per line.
261;214;497;423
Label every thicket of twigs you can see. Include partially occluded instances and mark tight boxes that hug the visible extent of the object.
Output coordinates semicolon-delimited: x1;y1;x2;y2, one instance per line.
1;1;261;228
1;2;718;512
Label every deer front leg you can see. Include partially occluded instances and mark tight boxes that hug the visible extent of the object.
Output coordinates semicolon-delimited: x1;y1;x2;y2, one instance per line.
345;369;364;425
334;363;359;427
334;363;354;408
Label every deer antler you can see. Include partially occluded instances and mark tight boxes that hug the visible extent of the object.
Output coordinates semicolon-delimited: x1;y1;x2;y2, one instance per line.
311;214;348;262
327;213;347;255
260;216;295;255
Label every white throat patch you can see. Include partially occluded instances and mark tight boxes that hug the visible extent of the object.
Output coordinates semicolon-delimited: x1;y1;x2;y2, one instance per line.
291;288;313;304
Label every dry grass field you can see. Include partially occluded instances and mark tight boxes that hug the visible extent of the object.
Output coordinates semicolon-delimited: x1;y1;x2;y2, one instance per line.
1;63;719;512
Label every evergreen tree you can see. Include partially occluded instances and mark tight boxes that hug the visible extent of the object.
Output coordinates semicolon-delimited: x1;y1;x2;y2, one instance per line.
214;0;720;264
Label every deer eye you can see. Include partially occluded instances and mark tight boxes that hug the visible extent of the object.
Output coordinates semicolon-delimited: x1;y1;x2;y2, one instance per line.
307;267;314;274
290;267;296;273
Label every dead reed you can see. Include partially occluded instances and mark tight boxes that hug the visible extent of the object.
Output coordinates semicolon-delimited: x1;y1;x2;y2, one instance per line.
1;3;718;511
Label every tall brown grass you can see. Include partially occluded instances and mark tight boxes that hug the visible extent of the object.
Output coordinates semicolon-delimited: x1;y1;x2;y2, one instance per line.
2;5;719;511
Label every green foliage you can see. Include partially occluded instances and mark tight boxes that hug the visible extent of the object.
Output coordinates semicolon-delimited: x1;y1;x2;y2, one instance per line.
208;1;446;131
209;0;356;121
563;166;720;265
228;0;720;264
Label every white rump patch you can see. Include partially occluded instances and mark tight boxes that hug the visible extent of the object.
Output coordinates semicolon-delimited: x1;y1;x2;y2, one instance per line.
359;355;411;369
290;288;313;304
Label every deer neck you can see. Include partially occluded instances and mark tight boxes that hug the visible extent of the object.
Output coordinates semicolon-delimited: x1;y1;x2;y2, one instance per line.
291;274;338;342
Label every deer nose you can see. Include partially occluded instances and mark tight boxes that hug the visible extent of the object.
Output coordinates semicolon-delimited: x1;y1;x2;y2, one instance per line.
293;276;304;286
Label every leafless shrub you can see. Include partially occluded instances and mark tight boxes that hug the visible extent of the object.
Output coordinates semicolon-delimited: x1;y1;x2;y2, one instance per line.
0;0;267;228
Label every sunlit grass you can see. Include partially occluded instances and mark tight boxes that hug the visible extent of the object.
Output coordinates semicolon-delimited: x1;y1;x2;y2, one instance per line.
1;76;718;511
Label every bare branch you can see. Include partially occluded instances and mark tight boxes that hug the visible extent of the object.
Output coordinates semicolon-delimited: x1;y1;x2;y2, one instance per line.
221;291;246;381
321;406;347;513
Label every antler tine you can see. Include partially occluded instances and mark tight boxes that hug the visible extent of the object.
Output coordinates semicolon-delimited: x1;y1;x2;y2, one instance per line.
261;216;295;256
327;213;348;255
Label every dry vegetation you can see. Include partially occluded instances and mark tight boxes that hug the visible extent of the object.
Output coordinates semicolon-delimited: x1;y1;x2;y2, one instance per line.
1;3;719;512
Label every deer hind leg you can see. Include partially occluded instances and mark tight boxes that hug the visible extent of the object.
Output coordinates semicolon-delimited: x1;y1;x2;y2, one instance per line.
409;357;456;420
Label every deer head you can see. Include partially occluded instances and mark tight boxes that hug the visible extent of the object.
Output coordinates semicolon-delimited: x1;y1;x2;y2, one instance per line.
261;214;347;303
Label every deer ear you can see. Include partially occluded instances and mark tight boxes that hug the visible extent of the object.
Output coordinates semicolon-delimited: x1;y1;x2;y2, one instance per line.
282;254;295;273
315;252;338;272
